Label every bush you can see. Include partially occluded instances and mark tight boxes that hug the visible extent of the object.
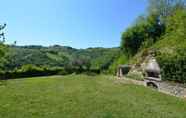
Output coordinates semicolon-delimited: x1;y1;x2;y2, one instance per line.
108;54;129;74
0;64;102;80
156;48;186;83
0;65;70;80
126;71;144;81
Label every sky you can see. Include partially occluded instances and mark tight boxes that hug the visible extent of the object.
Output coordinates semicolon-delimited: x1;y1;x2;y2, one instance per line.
0;0;148;49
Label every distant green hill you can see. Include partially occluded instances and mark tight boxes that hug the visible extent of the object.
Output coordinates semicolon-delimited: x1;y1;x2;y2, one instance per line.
5;45;120;72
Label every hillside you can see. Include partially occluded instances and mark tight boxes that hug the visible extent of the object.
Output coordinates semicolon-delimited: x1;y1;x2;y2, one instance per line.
4;45;119;72
119;2;186;83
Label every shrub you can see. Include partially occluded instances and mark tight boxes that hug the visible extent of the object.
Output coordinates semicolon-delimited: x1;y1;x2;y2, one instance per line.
126;71;144;81
0;65;69;80
108;54;129;74
156;48;186;83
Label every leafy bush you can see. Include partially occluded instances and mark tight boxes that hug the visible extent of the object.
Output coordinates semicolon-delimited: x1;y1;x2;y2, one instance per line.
126;71;144;81
108;54;129;74
0;64;102;80
156;48;186;83
0;65;70;80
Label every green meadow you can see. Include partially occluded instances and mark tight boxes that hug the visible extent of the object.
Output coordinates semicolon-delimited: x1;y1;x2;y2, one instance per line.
0;75;185;118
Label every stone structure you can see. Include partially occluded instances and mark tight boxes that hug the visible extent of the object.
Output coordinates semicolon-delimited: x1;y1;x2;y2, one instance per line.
116;78;186;98
117;65;131;78
159;82;186;98
144;57;162;89
116;50;186;98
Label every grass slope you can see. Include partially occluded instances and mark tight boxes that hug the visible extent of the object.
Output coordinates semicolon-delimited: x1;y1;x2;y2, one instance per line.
0;75;185;118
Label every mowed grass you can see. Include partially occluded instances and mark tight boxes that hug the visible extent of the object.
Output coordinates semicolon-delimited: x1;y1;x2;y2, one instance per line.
0;75;185;118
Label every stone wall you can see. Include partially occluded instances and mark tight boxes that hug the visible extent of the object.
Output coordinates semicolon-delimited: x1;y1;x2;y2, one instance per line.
159;81;186;98
118;51;186;98
117;77;186;99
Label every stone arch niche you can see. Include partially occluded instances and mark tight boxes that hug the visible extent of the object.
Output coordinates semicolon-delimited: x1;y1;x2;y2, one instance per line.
146;81;159;89
117;65;131;78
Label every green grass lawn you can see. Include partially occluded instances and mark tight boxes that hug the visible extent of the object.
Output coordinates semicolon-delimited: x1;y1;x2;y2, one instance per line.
0;74;185;118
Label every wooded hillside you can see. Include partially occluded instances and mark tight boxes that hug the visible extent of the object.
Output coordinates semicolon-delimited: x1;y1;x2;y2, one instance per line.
0;45;119;79
118;0;186;83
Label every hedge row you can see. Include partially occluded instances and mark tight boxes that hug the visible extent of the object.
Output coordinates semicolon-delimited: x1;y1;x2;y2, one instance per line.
156;48;186;83
0;65;100;80
0;68;66;80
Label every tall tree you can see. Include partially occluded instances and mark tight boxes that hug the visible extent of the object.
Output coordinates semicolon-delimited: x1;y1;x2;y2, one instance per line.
0;23;7;71
121;13;164;57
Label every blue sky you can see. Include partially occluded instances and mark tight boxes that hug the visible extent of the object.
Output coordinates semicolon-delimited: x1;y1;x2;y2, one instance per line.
0;0;148;49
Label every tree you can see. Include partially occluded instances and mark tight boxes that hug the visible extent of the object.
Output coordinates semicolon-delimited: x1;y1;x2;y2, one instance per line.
148;0;186;22
0;23;7;71
70;57;91;73
0;24;6;57
121;24;146;57
121;13;164;57
0;24;6;42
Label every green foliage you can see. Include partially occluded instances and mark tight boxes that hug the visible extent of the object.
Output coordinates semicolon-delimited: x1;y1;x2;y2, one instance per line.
120;0;186;83
121;0;186;59
156;48;186;83
68;57;91;73
121;14;164;57
108;54;129;74
148;0;186;22
17;64;43;72
154;9;186;49
0;44;7;70
121;24;145;56
126;71;144;81
2;46;119;78
0;65;68;80
0;24;7;71
153;9;186;83
0;43;6;58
